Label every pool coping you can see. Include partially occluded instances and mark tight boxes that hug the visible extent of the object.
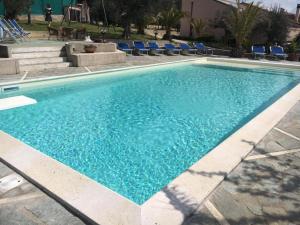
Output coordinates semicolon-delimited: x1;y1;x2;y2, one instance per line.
206;57;300;69
0;58;300;225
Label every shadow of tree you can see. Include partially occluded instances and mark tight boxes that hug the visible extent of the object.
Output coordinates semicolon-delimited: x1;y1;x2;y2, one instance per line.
162;186;199;215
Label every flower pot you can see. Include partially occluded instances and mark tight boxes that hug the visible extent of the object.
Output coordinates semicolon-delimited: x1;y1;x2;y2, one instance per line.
84;45;97;53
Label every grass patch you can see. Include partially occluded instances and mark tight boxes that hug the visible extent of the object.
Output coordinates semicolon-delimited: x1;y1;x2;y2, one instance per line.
19;20;153;40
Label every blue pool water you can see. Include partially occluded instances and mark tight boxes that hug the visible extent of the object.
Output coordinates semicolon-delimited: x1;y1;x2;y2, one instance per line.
0;62;299;204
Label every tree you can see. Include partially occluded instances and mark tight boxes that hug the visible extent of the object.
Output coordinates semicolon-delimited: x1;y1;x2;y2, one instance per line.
158;7;185;40
90;0;149;39
190;18;206;38
225;0;261;56
88;0;182;39
266;6;290;45
0;0;34;19
248;5;290;46
24;0;34;25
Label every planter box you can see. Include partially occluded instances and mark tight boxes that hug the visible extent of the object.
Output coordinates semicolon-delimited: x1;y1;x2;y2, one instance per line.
66;42;126;67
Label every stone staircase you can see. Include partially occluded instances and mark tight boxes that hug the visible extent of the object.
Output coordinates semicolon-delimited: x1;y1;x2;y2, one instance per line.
11;46;72;72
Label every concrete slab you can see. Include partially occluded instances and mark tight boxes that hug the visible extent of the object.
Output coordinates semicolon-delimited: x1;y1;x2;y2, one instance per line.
276;102;300;139
251;128;300;155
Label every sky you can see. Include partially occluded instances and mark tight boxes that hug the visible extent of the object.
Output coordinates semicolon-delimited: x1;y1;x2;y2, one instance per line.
250;0;298;13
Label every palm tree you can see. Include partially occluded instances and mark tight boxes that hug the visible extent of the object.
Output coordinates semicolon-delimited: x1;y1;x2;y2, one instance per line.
225;0;261;56
190;18;206;38
158;7;185;40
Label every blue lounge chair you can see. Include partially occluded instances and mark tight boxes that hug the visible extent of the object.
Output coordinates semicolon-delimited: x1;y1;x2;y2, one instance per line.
148;41;164;54
180;43;197;54
194;42;213;55
251;45;266;59
9;19;30;38
270;46;288;60
4;19;26;39
1;19;20;35
0;19;20;42
133;41;149;55
164;43;181;54
0;27;4;41
117;42;133;54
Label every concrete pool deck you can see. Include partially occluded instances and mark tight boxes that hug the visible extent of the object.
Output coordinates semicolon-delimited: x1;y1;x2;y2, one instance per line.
0;57;300;225
1;101;299;225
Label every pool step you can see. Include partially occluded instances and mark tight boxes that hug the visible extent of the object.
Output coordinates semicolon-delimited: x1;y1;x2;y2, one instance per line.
11;46;65;54
12;51;66;59
20;62;72;72
253;68;297;76
11;45;72;71
19;57;69;66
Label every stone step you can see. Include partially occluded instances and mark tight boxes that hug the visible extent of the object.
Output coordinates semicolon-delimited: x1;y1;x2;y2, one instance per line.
19;57;69;66
12;51;66;59
20;62;72;72
11;46;64;54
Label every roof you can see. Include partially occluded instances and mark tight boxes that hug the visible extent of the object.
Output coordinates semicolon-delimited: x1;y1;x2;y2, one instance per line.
215;0;237;7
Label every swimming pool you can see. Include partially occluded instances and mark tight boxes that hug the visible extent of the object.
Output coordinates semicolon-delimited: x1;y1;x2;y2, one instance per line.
0;62;299;204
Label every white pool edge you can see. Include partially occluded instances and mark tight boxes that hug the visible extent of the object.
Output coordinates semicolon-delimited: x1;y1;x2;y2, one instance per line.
0;58;300;225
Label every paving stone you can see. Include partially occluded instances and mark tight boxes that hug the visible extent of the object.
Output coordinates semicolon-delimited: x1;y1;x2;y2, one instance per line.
210;186;255;225
276;102;300;139
0;204;38;225
0;162;86;225
262;206;286;216
233;192;264;216
23;197;86;225
183;205;220;225
1;181;31;199
0;163;14;178
251;129;300;155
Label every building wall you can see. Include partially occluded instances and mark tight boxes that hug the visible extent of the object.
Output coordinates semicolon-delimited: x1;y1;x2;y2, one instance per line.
181;0;232;39
0;0;75;16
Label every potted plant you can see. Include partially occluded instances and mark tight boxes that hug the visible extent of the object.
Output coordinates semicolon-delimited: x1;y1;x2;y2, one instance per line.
287;41;298;61
84;44;97;53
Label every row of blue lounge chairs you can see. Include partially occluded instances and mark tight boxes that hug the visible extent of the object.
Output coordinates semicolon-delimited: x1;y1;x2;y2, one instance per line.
0;18;30;42
252;45;288;60
120;42;289;60
118;41;214;55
